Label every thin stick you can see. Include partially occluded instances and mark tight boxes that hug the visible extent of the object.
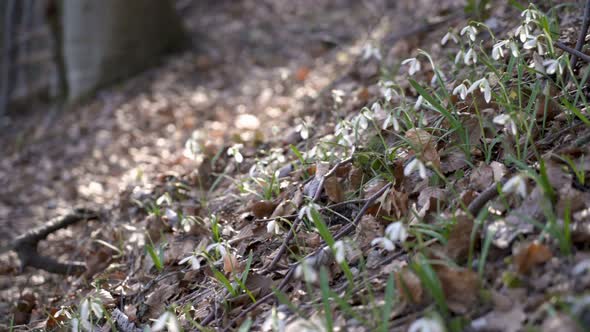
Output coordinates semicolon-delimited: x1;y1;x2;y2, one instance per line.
570;0;590;69
556;41;590;64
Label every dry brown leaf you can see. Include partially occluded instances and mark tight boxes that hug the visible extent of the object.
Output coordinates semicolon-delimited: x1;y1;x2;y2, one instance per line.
395;267;423;304
490;161;507;181
324;176;344;203
354;214;383;250
514;242;552;275
445;214;476;262
349;165;365;189
417;187;446;212
470;163;494;191
294;66;310;81
250;200;277;218
224;253;242;274
440;148;468;174
434;264;480;314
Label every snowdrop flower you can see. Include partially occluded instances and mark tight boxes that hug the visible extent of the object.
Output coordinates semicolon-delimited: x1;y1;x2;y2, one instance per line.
385;222;408;243
152;311;180;332
414;96;424;110
371;237;395;251
460;26;478;42
402;57;421;76
295;120;310;140
266;219;282;235
509;40;520;57
408;317;446;332
454;50;463;64
78;298;103;331
380;80;396;102
493;113;518;136
354;109;372;132
371;222;408;252
227;144;244;163
179;254;201;270
492;40;509;60
452;82;469;100
362;43;382;61
521;8;539;24
404;158;428;179
295;257;318;283
515;24;531;43
441;31;459;45
543;58;563;75
206;242;228;257
332;240;348;264
464;47;477;65
383;112;400;132
467;77;492;103
430;69;447;87
298;202;322;222
332;89;345;104
502;174;527;198
523;35;545;55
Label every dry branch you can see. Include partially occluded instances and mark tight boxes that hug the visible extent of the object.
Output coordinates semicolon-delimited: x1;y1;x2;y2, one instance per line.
4;208;99;275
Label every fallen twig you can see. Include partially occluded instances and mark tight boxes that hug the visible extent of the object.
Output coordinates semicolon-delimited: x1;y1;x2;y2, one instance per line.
556;41;590;64
570;0;590;69
3;208;99;275
467;179;506;217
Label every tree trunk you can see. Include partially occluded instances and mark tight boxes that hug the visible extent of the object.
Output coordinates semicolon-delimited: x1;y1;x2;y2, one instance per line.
61;0;186;101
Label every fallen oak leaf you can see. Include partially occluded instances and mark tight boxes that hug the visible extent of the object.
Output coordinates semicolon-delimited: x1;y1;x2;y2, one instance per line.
513;241;552;275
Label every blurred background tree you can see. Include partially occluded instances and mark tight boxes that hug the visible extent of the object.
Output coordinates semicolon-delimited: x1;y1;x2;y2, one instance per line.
0;0;187;114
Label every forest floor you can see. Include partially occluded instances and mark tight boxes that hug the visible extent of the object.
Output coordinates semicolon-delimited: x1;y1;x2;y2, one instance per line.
1;0;590;331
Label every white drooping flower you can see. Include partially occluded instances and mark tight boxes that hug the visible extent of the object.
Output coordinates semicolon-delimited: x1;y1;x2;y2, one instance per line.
401;57;421;76
543;58;563;75
452;82;469;100
152;311;180;332
509;40;520;57
361;43;382;61
77;297;103;332
332;240;349;264
454;50;463;64
492;40;508;60
521;8;539;24
502;174;528;198
298;202;323;222
385;222;408;243
464;47;477;65
227;144;244;163
383;111;401;132
515;24;531;43
371;221;408;252
332;89;345;104
266;219;282;235
493;113;518;136
460;25;478;42
408;317;446;332
294;257;318;283
206;242;228;257
467;77;492;103
404;158;427;180
179;254;201;270
371;237;395;251
441;31;459;45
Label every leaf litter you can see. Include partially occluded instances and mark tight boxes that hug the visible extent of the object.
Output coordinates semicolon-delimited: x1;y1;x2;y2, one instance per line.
2;0;590;331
